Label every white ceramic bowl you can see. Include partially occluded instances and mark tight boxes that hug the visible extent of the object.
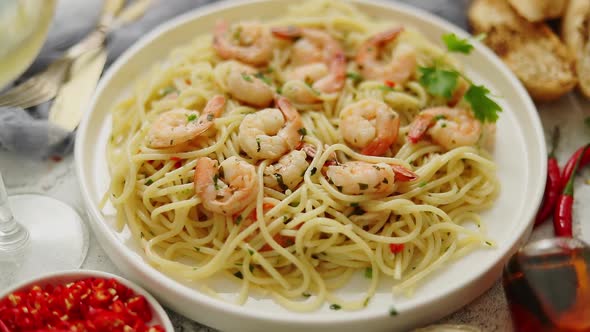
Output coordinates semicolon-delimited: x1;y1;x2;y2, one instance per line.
75;0;547;331
0;270;174;331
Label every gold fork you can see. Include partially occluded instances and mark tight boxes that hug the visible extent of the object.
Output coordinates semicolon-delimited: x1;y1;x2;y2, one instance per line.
0;0;150;109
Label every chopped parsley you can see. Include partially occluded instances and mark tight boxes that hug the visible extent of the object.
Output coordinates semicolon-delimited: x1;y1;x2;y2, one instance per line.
159;86;178;96
418;181;427;188
207;113;214;121
213;174;220;190
256;137;261;152
310;167;317;175
349;206;365;216
389;307;398;316
249;264;255;273
186;113;197;122
234;271;243;279
248;249;254;256
336;185;343;192
363;297;371;307
232;26;242;40
241;73;253;82
364;267;373;279
358;183;369;190
330;304;342;310
350;202;359;207
194;247;200;252
378;85;395;92
485;241;493;246
254;72;272;85
145;179;154;186
275;173;288;191
434;114;446;121
235;214;243;224
346;71;363;83
298;127;307;136
302;292;311;298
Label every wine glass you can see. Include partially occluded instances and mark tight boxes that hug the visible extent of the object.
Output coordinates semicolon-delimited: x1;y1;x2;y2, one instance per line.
0;171;88;288
0;0;88;288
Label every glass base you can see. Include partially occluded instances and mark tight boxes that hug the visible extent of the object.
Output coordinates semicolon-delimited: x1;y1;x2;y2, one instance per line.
0;194;88;289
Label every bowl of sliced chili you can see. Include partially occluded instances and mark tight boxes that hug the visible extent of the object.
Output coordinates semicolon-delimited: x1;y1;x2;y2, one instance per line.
0;270;173;332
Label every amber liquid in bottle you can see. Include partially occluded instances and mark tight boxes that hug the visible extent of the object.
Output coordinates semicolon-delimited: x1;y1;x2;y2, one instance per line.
503;239;590;332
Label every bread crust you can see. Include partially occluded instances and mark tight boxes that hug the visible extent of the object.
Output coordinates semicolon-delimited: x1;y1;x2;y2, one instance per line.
562;0;590;98
469;0;576;102
507;0;567;22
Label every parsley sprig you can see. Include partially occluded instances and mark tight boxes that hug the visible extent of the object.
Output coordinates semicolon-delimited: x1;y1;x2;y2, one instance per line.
419;33;501;123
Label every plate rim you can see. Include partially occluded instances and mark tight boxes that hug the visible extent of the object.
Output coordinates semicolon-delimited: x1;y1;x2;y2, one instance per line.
75;0;547;327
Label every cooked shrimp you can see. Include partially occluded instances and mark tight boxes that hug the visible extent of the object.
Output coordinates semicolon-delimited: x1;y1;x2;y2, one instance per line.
194;156;258;215
263;150;310;191
356;28;417;84
339;99;400;156
147;95;226;148
325;161;417;196
407;107;482;150
273;26;346;94
213;20;273;66
239;97;303;160
225;61;274;107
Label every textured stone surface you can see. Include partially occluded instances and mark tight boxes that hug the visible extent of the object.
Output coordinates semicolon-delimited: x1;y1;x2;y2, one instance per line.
1;0;589;331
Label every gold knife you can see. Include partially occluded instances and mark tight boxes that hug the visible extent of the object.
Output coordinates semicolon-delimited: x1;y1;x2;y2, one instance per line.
48;47;107;131
48;0;151;131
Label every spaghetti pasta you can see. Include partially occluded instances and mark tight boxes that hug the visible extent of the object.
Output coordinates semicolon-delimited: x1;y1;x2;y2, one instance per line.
104;0;500;312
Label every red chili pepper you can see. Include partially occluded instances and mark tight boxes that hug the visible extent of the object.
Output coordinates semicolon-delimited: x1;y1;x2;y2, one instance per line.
534;128;561;226
384;80;396;88
553;145;590;237
389;243;404;254
170;156;181;161
0;277;165;332
561;143;590;190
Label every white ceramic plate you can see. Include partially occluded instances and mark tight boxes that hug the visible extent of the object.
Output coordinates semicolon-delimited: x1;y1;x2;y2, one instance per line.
75;1;547;331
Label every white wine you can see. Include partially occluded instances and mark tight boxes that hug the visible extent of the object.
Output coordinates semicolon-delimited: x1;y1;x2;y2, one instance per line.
0;0;56;89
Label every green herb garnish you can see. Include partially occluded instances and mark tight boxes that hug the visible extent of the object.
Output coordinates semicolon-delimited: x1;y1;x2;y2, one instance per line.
418;33;501;123
330;304;342;310
364;267;373;279
234;271;243;279
389;307;398;316
145;179;153;186
346;72;363;83
159;86;178;96
275;173;288;191
241;73;253;82
187;113;197;122
464;84;502;122
302;292;311;298
254;72;272;85
298;127;307;136
358;183;369;190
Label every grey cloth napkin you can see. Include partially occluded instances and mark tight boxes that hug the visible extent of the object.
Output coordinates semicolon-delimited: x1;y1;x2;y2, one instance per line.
0;0;468;158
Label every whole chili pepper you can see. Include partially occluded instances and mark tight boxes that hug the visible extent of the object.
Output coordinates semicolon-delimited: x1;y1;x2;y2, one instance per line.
534;127;561;226
553;145;590;237
560;143;590;190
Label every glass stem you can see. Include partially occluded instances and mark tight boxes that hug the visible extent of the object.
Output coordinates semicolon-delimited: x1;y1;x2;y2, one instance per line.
0;173;29;251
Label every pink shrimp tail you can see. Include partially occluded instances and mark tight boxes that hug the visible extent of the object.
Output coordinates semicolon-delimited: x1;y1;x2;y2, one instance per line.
271;26;302;39
372;27;404;45
407;116;432;144
361;138;393;156
391;165;418;182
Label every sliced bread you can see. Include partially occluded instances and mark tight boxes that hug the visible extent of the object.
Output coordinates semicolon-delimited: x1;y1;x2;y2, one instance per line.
562;0;590;99
469;0;577;102
507;0;568;22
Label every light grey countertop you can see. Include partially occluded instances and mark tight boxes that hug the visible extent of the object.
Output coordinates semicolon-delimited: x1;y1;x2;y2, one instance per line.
1;0;589;331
